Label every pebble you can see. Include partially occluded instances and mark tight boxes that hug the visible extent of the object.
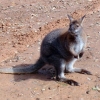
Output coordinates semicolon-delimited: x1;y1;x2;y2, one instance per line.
87;77;91;81
37;22;41;25
34;30;38;32
88;0;92;1
41;88;45;91
52;6;56;10
96;22;100;26
14;51;18;54
36;98;40;100
92;86;100;92
98;31;100;34
48;87;51;90
48;97;52;99
27;45;30;48
80;98;84;100
86;90;90;94
38;41;41;45
38;47;40;51
31;14;38;17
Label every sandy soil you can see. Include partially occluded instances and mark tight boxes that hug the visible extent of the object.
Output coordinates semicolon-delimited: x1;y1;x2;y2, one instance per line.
0;0;100;100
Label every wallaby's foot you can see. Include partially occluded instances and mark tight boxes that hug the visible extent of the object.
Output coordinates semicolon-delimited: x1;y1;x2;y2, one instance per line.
66;79;79;86
80;69;92;75
66;67;92;75
57;77;79;86
73;68;92;75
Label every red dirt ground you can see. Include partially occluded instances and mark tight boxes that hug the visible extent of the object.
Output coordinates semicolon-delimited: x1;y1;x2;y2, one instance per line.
0;0;100;100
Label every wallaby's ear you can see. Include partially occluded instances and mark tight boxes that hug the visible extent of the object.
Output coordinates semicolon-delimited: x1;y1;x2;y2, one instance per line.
79;15;86;24
67;15;74;23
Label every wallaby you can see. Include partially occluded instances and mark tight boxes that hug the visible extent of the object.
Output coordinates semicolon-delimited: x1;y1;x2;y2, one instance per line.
0;15;92;86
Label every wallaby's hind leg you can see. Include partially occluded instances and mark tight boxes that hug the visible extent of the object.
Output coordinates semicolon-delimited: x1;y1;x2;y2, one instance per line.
65;58;92;75
47;56;79;86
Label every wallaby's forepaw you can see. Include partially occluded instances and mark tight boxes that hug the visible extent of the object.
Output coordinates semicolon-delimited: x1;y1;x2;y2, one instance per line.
57;78;79;86
81;69;92;75
66;79;79;86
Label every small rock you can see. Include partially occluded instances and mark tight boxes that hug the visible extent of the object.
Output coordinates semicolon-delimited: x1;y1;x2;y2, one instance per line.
36;98;40;100
52;6;56;10
86;90;90;94
80;98;84;100
38;41;41;45
41;88;45;91
35;30;37;32
49;97;52;99
96;22;100;25
92;86;100;92
48;87;51;90
87;77;91;81
37;22;40;25
98;31;100;34
27;45;30;48
38;47;40;51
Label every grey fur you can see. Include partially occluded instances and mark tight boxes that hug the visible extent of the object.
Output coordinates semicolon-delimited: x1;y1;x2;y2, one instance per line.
0;15;91;86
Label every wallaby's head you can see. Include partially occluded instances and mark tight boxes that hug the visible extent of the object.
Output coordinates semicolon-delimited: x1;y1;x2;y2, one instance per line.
68;15;86;36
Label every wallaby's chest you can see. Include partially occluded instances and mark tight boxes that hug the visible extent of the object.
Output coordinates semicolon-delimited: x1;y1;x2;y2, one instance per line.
73;37;84;54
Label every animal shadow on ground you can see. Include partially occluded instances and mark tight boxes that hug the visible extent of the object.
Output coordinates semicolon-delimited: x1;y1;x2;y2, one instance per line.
13;64;56;82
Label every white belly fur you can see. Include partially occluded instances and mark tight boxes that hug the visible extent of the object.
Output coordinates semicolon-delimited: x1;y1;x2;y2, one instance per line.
74;40;84;54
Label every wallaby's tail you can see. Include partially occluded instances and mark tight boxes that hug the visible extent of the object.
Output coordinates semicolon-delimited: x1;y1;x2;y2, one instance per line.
0;58;45;74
